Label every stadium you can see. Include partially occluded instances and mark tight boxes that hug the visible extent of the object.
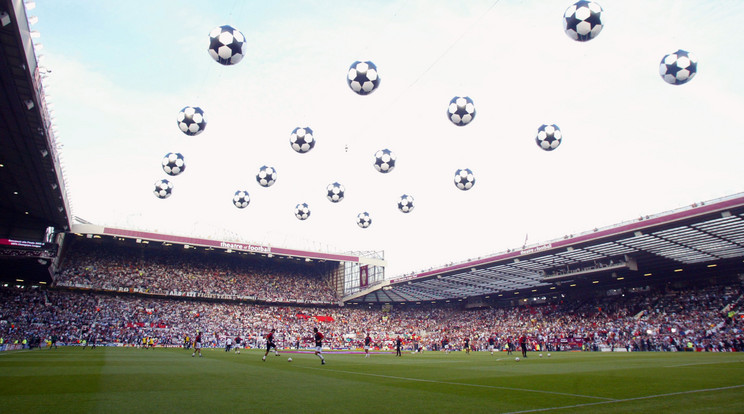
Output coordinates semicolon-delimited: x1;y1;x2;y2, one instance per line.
2;1;743;413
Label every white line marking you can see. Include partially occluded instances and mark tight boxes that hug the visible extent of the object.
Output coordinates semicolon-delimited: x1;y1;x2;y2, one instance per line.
0;350;31;357
302;366;614;401
502;384;744;413
665;360;744;368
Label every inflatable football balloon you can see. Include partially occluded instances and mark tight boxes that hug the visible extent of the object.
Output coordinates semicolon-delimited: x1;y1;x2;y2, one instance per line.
373;149;396;173
563;1;603;42
398;194;415;213
153;179;173;199
290;127;315;154
256;166;277;188
447;96;476;126
454;169;475;191
177;106;206;136
326;182;345;203
295;203;311;220
161;153;186;176
535;124;562;151
357;211;372;228
659;50;697;85
208;25;247;65
233;190;250;209
347;61;380;95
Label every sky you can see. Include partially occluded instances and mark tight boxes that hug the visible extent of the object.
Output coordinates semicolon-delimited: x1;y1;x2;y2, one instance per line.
31;0;744;277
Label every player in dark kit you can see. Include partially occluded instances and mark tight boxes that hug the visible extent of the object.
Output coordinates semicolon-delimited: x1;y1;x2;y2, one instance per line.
488;335;496;355
520;334;528;358
395;336;402;357
314;327;326;365
234;335;242;354
364;332;372;358
262;328;280;361
464;337;470;354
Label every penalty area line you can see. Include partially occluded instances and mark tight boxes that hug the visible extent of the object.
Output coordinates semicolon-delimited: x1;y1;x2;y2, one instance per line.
502;384;744;413
301;366;614;401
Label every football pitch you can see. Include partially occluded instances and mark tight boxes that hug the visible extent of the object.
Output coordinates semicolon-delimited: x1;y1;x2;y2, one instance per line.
1;348;743;413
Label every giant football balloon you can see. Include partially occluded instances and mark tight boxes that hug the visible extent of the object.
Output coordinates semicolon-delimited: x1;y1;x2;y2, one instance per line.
177;106;207;136
398;194;415;213
208;25;247;65
153;179;173;199
326;182;345;203
233;190;250;209
256;165;277;188
454;169;475;191
290;127;315;153
347;61;380;95
659;50;697;85
161;153;186;176
447;96;476;126
356;212;372;228
373;149;396;173
563;1;603;42
535;124;562;151
295;203;311;220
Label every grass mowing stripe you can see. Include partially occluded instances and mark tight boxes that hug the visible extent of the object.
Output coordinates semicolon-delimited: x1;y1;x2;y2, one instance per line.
3;348;744;412
664;360;744;368
0;350;31;357
300;366;616;401
502;384;744;413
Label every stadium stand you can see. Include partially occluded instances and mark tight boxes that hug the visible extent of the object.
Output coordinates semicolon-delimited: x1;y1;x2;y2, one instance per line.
1;278;740;353
54;236;339;304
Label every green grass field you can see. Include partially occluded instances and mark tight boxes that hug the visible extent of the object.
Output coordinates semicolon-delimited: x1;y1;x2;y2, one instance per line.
1;347;743;413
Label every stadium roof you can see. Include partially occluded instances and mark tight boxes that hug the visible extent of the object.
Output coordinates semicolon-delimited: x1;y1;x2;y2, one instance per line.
69;224;386;267
346;193;744;304
0;0;70;241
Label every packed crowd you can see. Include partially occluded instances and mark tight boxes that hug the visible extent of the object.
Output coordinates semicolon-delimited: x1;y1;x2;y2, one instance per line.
54;240;338;303
1;281;741;353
